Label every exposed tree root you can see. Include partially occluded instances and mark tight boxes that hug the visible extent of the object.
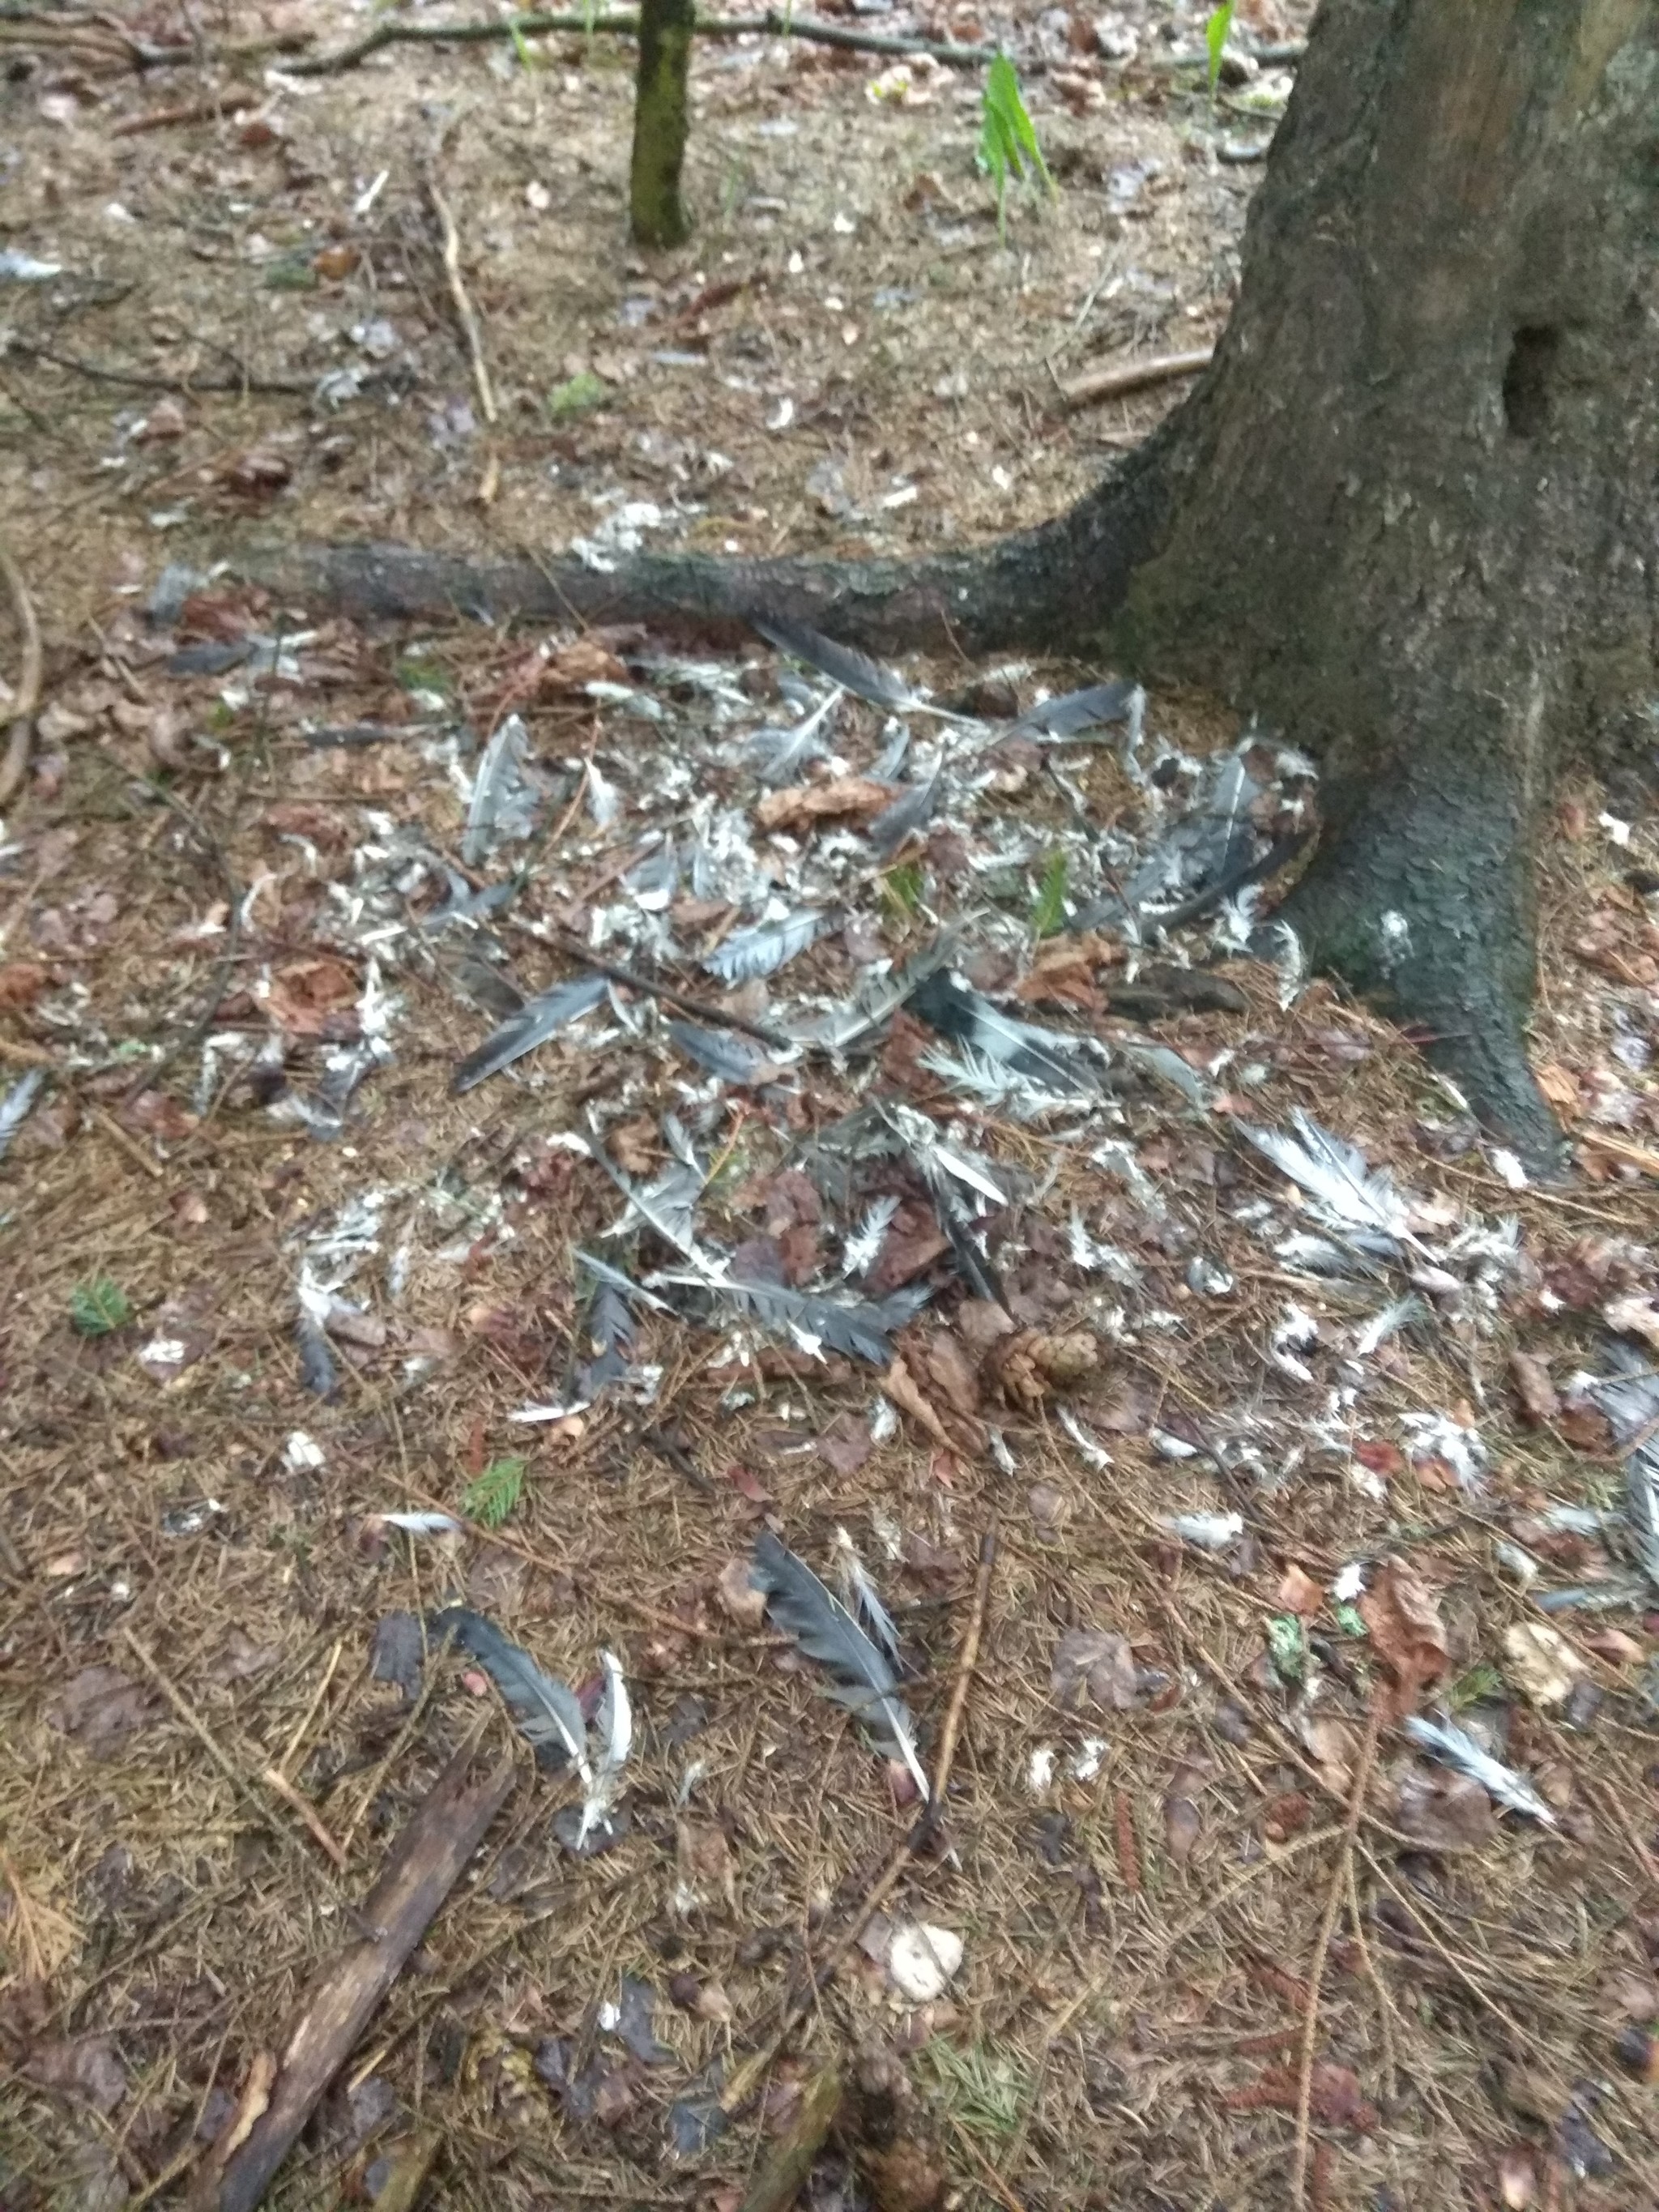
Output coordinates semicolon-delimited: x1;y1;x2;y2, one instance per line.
0;538;42;810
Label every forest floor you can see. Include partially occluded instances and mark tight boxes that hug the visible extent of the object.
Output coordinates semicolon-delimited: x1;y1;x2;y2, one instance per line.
4;5;1659;2212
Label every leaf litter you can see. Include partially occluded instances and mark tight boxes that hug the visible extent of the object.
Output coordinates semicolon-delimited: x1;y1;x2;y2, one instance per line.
5;5;1659;2207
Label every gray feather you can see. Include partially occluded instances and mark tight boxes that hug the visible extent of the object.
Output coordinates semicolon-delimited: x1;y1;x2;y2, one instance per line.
751;1530;928;1796
429;1606;592;1782
452;974;607;1093
866;774;938;856
752;614;919;712
1240;1109;1410;1243
702;910;823;984
0;1068;45;1160
1011;679;1140;741
1403;1713;1556;1827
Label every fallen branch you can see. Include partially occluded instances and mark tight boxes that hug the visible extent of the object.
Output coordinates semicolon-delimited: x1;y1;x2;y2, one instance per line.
0;536;42;809
1057;346;1215;412
1290;1703;1382;2208
110;93;254;135
190;1740;514;2212
6;336;316;397
424;171;497;427
283;7;998;78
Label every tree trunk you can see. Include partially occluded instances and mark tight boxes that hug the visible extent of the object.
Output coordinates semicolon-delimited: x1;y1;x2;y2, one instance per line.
250;1;1659;1164
629;0;695;247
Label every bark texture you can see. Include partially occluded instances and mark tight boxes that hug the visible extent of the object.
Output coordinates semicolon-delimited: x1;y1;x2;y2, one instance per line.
629;0;696;247
249;2;1659;1164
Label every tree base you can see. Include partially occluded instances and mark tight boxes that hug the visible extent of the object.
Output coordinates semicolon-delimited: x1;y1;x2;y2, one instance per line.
1270;773;1566;1174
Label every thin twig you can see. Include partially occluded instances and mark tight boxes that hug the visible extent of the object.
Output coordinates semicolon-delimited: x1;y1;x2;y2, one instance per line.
1291;1702;1382;2206
424;170;497;427
544;929;793;1047
284;8;998;78
0;536;42;808
1057;346;1215;412
5;335;317;396
1346;1858;1399;2107
259;1765;348;1868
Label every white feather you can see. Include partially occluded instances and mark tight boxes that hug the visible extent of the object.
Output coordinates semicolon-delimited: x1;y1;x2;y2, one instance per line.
1404;1714;1556;1827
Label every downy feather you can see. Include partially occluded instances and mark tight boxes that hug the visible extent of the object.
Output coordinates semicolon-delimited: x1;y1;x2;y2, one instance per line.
842;1194;900;1280
452;974;608;1093
577;1649;632;1846
748;686;843;785
1403;1714;1557;1827
750;1529;928;1797
428;1606;592;1783
1240;1108;1410;1243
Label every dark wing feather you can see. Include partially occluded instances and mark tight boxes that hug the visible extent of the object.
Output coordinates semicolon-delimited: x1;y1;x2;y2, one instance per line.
452;974;608;1093
751;613;918;711
428;1606;591;1779
750;1531;928;1796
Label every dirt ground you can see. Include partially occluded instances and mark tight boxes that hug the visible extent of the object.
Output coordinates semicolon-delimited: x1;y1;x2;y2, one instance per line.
4;5;1659;2212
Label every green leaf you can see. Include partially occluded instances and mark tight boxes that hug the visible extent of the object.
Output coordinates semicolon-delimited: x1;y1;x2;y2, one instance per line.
1333;1601;1367;1638
509;20;539;67
70;1277;133;1337
1265;1612;1305;1683
1205;0;1237;94
881;860;925;920
1449;1659;1503;1709
1031;849;1068;938
546;369;612;419
978;54;1054;242
462;1456;527;1529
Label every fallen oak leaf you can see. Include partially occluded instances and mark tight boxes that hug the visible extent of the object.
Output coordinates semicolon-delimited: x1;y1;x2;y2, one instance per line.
1358;1557;1448;1720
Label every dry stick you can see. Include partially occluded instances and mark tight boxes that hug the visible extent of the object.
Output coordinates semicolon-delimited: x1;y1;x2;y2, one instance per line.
0;537;42;809
110;93;254;135
544;929;794;1047
285;8;998;77
6;335;316;396
195;1740;514;2212
1290;1703;1383;2207
719;1520;998;2117
1057;344;1215;412
1346;1858;1399;2107
424;172;497;428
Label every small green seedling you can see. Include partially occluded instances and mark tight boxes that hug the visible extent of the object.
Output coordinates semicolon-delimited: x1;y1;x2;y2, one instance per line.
462;1456;527;1529
1205;0;1237;95
71;1278;133;1337
1031;849;1069;937
977;54;1055;245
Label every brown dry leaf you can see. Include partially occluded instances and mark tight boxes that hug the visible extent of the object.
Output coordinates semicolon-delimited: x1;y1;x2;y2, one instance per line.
1359;1558;1448;1719
1393;1762;1498;1849
864;2140;950;2212
1503;1621;1584;1711
755;778;891;833
547;637;628;689
23;2035;126;2113
1534;1061;1581;1120
47;1667;160;1757
1581;1626;1645;1667
1051;1628;1146;1712
675;1820;737;1915
817;1411;874;1477
1604;1970;1659;2022
220;446;292;496
210;1629;279;1684
1262;1790;1312;1843
1276;1562;1322;1616
1604;1294;1659;1351
0;961;49;1008
715;1555;766;1629
883;1356;953;1450
1508;1350;1561;1425
920;1330;979;1418
265;956;360;1038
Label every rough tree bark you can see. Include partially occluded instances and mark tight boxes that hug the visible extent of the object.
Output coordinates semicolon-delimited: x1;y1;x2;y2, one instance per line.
258;1;1659;1166
629;0;695;246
